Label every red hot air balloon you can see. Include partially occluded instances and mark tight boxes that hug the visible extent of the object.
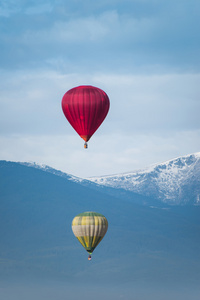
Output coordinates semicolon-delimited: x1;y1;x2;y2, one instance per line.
62;85;110;148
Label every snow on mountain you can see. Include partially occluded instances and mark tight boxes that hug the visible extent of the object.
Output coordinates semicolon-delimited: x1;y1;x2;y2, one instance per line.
19;161;81;182
18;153;200;206
86;153;200;205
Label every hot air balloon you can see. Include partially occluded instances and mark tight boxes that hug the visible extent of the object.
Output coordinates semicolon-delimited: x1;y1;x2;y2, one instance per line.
72;211;108;260
62;85;110;148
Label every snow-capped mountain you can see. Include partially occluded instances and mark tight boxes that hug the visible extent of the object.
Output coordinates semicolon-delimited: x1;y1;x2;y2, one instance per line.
20;161;81;182
86;153;200;205
16;153;200;206
1;159;200;295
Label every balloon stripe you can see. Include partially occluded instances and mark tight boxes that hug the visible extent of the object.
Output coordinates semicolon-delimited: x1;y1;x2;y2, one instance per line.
77;236;86;249
92;236;103;249
72;225;107;236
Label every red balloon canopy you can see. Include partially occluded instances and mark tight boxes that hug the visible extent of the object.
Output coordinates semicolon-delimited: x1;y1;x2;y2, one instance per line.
62;85;110;144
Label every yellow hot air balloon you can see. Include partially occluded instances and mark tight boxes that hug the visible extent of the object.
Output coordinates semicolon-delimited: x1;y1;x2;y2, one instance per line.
72;212;108;260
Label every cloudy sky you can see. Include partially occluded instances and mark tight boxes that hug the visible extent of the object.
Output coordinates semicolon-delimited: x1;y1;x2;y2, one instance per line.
0;0;200;177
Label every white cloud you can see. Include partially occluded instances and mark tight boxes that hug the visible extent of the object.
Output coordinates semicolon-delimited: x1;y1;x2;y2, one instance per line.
1;69;199;136
20;10;155;46
93;72;200;133
1;1;199;72
1;129;200;178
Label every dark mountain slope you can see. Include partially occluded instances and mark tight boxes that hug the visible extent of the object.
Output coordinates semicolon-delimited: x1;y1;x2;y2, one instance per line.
0;160;200;292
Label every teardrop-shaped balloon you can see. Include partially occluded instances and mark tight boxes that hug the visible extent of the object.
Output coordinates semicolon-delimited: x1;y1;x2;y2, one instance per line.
62;85;110;146
72;212;108;259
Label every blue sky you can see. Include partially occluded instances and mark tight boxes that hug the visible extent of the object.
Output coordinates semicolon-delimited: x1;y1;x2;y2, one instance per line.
0;0;200;177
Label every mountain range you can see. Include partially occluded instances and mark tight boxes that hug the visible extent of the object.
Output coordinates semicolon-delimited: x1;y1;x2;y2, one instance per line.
21;152;200;206
0;154;200;300
86;152;200;206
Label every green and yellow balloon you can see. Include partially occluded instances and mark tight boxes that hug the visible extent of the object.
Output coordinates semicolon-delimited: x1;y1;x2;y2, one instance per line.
72;212;108;260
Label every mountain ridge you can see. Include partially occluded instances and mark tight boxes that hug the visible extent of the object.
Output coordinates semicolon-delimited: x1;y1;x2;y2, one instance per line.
1;151;200;206
86;152;200;205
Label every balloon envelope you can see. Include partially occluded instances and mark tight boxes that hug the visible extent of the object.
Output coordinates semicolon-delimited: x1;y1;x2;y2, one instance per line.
72;212;108;255
62;85;110;143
